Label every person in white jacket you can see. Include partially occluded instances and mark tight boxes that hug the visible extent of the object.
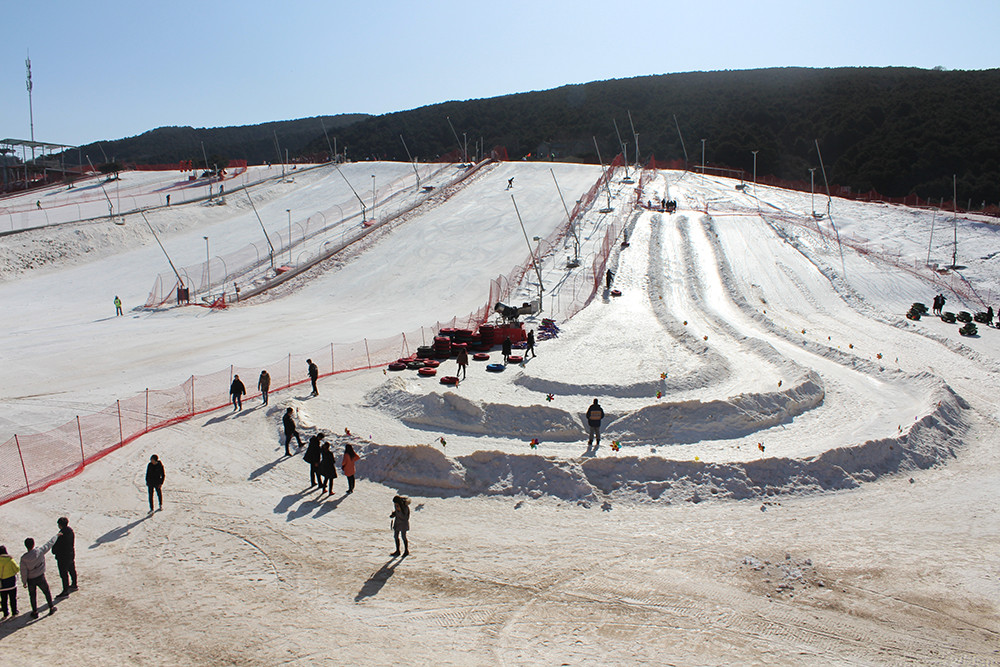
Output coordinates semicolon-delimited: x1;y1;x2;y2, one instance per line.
20;535;58;618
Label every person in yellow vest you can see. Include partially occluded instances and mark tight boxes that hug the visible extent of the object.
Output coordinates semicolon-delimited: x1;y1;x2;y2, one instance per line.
114;295;123;316
0;545;19;618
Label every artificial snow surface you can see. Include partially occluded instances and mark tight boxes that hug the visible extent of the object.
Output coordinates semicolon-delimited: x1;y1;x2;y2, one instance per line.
0;162;998;665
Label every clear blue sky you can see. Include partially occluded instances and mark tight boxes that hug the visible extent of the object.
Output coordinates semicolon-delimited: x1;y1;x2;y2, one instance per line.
3;0;997;147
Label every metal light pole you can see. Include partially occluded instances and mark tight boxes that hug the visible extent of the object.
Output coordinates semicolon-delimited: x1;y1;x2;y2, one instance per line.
700;139;706;176
286;209;291;264
751;150;759;195
203;236;210;294
371;175;376;222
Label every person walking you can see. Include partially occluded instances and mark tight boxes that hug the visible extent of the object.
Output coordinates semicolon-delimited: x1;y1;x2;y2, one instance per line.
307;359;319;396
0;545;19;619
342;443;360;494
282;407;303;456
606;269;614;290
304;433;324;487
318;441;338;494
586;399;605;448
20;536;58;618
456;347;469;380
146;454;165;512
257;370;271;405
525;329;536;358
114;295;123;316
230;374;246;411
502;336;512;365
53;517;77;597
390;495;411;557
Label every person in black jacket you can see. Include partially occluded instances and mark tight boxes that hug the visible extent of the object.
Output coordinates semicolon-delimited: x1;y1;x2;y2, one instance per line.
525;329;536;358
53;517;76;597
230;375;246;411
307;359;319;396
502;336;512;365
282;407;303;456
303;433;325;487
257;370;271;405
146;455;165;512
318;441;338;494
586;399;605;447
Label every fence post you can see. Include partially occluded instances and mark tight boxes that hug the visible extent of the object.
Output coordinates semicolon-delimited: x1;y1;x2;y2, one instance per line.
14;434;30;492
331;343;335;373
230;364;234;386
191;376;195;414
77;416;85;465
288;354;291;388
364;339;372;368
145;388;149;433
117;400;124;446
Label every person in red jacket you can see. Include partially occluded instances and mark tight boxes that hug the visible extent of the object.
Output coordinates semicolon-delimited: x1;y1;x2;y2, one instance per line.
342;444;360;494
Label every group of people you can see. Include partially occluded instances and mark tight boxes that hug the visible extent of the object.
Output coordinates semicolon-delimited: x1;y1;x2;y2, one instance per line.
301;432;361;495
932;293;998;326
1;517;77;621
228;359;320;412
498;330;536;366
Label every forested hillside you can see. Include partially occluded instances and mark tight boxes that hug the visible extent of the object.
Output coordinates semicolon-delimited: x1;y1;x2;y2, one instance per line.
66;68;1000;203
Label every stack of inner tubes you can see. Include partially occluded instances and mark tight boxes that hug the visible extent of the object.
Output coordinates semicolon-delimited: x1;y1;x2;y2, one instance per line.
433;335;452;359
478;324;496;347
416;345;435;359
451;341;468;357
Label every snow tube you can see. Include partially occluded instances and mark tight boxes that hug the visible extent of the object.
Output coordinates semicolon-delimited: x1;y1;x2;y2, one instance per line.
439;376;460;385
610;289;622;297
417;367;437;377
507;355;524;364
472;352;490;361
387;362;407;371
486;363;505;373
416;346;435;358
422;359;440;368
406;360;425;370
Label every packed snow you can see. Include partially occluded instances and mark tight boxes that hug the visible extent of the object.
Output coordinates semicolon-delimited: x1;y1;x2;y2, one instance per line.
0;161;998;665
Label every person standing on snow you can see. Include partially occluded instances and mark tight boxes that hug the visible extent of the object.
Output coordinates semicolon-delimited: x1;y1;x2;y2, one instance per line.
282;407;303;456
390;495;411;557
525;329;536;358
146;454;165;512
307;359;319;396
318;441;338;494
257;370;271;405
53;517;77;597
20;535;58;619
502;336;512;365
341;443;360;494
304;432;324;487
0;545;19;619
114;295;123;316
456;347;469;380
585;399;605;448
230;374;246;411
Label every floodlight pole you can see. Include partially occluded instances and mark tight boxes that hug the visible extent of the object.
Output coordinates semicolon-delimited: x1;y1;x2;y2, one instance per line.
287;209;292;264
751;150;759;196
371;175;376;222
951;174;958;269
700;139;706;176
25;54;35;162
